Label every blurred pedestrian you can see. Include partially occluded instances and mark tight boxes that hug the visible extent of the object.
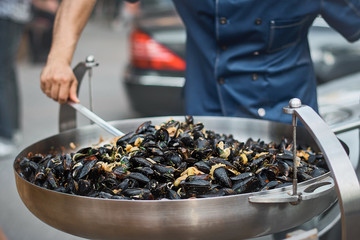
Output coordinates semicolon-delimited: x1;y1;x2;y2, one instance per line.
0;0;32;158
110;0;139;32
28;0;59;63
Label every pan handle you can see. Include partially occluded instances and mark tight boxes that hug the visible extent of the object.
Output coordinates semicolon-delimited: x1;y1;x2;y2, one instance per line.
332;120;360;135
248;175;335;203
58;56;99;133
283;99;360;240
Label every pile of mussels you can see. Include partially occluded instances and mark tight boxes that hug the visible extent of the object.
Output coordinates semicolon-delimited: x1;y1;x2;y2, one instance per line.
17;116;328;200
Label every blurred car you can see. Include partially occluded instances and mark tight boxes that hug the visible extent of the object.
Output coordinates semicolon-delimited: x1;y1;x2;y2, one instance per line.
123;0;185;116
123;0;360;123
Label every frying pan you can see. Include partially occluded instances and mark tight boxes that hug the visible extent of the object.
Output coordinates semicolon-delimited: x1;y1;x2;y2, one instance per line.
13;59;360;240
14;112;357;240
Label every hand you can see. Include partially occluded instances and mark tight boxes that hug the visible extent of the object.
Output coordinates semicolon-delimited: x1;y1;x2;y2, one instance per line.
40;60;79;104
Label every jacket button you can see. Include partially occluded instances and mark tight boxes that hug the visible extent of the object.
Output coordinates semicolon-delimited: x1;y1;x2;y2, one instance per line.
253;51;260;56
218;77;225;84
221;45;227;50
255;18;262;25
258;108;266;117
252;73;258;81
220;17;227;25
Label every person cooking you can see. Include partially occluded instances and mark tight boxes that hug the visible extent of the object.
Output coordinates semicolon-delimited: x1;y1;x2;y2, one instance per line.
40;0;360;124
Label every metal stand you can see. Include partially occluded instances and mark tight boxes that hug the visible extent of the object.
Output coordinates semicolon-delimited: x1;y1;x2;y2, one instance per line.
283;98;360;240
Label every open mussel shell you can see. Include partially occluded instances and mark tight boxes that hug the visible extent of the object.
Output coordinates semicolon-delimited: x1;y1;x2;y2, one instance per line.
14;116;337;240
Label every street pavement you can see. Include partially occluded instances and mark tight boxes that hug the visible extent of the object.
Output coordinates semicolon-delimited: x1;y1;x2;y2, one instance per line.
0;19;138;240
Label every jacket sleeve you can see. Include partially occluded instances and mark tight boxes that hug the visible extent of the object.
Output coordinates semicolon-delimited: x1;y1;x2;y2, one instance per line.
321;0;360;42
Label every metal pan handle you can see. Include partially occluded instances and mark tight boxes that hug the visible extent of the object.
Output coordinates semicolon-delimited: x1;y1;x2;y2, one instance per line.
249;175;335;203
283;99;360;240
59;56;99;133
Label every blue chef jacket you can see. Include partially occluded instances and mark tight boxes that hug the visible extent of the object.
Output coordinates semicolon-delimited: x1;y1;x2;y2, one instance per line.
129;0;360;123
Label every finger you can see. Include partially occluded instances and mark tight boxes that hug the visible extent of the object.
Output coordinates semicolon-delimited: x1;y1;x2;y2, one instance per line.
58;81;72;104
40;69;46;91
50;82;60;102
44;82;52;98
40;74;51;97
40;77;46;93
69;80;79;103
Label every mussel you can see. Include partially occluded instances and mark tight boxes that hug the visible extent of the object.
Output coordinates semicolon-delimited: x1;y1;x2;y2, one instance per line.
16;116;329;200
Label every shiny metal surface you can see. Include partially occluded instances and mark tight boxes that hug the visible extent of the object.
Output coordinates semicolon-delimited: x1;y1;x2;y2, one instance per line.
291;106;360;240
14;116;338;240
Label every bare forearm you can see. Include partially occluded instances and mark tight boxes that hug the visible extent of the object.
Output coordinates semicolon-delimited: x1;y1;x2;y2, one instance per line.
41;0;96;104
47;0;97;65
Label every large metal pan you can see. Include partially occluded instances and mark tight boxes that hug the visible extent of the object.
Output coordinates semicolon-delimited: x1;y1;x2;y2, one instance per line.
14;115;342;240
14;58;360;239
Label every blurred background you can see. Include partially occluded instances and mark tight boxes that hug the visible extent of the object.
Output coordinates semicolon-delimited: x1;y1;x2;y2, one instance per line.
0;0;359;239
